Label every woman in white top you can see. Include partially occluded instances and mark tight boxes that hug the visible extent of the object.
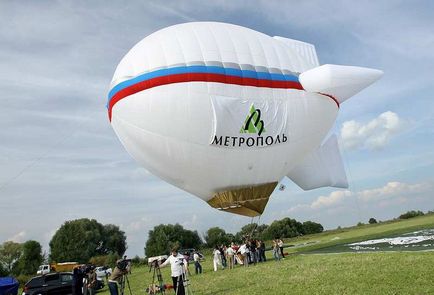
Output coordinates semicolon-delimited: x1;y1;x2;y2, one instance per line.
212;246;223;271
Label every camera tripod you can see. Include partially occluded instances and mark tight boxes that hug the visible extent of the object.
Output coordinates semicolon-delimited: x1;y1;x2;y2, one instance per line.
147;263;166;294
120;274;133;295
175;262;193;295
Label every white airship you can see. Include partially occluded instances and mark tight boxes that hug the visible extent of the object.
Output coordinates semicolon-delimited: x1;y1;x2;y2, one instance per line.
108;22;382;217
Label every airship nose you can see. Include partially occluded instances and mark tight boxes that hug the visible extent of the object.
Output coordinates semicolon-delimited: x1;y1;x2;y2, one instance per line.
299;64;384;104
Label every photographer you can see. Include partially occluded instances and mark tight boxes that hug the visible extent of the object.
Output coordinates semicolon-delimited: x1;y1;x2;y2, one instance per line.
108;259;130;295
159;247;187;295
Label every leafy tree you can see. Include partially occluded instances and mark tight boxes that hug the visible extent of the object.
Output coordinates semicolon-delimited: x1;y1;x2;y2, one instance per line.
302;221;324;235
0;263;7;276
204;227;230;247
262;218;304;240
50;218;127;263
0;241;22;273
102;224;127;256
14;240;43;275
235;223;269;241
368;218;378;224
399;210;424;219
145;224;202;257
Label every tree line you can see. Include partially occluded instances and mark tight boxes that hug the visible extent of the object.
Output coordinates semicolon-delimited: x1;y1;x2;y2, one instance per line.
2;209;431;279
144;217;324;257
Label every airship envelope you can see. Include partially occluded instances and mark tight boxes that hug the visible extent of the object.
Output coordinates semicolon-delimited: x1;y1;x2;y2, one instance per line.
107;22;382;217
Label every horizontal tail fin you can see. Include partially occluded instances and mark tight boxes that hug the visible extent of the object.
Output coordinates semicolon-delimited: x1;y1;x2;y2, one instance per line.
287;135;348;190
299;64;383;104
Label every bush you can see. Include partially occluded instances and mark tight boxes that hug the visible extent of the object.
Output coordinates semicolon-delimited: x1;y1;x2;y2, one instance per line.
368;218;378;224
399;210;424;219
357;222;364;226
302;221;324;235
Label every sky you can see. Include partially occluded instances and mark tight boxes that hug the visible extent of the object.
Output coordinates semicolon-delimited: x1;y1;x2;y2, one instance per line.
1;0;433;257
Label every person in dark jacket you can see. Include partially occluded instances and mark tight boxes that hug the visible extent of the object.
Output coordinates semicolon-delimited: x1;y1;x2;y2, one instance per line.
72;265;84;295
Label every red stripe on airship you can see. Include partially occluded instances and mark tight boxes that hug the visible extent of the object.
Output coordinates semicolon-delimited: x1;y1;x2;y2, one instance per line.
108;73;306;121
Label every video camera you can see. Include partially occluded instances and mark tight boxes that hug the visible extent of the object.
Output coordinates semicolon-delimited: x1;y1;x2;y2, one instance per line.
117;259;132;271
147;255;168;268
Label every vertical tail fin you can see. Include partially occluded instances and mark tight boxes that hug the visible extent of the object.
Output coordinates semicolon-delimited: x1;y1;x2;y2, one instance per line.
287;135;348;190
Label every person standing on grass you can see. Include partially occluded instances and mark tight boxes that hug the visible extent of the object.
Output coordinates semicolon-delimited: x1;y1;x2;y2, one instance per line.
159;247;188;295
259;240;266;262
249;239;257;265
272;239;281;261
241;241;250;267
225;244;235;269
278;238;285;259
220;245;227;268
231;242;239;265
193;251;202;274
213;246;223;271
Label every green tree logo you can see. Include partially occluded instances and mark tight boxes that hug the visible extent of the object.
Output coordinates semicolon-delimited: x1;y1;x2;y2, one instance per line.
240;104;266;136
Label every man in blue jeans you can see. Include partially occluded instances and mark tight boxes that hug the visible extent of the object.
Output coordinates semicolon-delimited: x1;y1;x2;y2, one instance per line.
193;251;202;274
108;260;129;295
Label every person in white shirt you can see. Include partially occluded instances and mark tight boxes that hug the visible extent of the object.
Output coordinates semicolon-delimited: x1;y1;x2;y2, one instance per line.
212;246;223;271
278;238;285;259
160;248;188;295
225;245;235;269
193;251;202;274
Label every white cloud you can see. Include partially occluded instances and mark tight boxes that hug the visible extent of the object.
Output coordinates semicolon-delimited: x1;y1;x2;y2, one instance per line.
358;181;431;202
311;190;353;210
8;231;26;243
288;181;431;213
125;217;152;233
340;111;403;150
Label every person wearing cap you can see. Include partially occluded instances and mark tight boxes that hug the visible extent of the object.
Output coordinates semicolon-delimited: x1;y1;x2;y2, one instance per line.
160;247;188;295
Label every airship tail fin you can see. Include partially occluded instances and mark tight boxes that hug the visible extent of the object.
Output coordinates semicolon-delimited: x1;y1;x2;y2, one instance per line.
300;64;383;104
273;36;320;72
287;135;348;190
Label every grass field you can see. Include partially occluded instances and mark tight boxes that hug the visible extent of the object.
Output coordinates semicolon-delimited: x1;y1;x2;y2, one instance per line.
285;213;434;253
98;214;434;295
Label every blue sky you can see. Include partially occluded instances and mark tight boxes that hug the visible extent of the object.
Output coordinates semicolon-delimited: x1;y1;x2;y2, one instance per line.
1;0;433;257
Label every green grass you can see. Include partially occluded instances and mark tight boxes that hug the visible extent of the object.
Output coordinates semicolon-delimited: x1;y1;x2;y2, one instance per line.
97;214;434;295
284;213;434;253
100;251;434;295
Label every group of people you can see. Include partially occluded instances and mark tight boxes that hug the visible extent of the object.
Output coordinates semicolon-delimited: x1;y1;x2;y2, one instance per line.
71;265;98;295
210;238;285;271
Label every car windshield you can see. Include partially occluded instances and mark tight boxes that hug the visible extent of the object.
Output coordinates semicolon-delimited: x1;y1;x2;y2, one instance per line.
61;274;73;283
27;277;44;288
45;274;60;285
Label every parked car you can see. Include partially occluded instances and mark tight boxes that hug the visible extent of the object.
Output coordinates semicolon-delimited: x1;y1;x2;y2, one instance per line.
23;272;104;295
23;272;73;295
95;266;112;279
